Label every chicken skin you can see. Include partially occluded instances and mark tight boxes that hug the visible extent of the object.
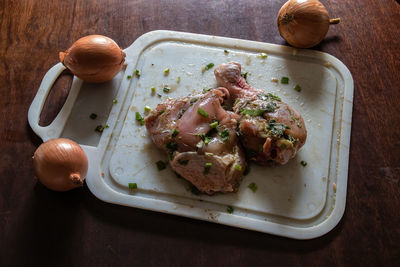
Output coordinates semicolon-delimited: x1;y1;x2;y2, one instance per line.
145;88;246;195
214;62;307;165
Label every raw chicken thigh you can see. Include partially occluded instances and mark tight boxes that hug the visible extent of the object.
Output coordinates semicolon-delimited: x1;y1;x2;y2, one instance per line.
214;62;307;165
145;88;246;195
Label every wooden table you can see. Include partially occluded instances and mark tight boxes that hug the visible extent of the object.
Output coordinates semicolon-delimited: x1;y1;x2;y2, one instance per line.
1;0;399;265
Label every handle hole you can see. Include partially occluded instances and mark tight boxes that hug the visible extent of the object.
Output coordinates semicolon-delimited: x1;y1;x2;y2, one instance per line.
39;69;73;126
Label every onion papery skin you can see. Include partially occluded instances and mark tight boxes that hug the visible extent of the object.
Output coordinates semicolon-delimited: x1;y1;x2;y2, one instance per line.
59;35;126;83
277;0;331;48
33;138;88;192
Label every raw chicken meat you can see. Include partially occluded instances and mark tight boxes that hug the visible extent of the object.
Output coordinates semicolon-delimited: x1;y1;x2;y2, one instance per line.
214;62;307;165
145;88;246;195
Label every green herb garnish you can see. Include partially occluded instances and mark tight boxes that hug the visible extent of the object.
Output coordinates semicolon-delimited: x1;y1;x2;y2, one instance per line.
135;112;145;125
178;109;186;118
266;120;289;138
220;129;229;142
202;88;212;93
258;93;281;102
177;76;181;83
240;109;266;116
294;84;302;92
163;86;170;93
259;52;268;59
300;160;307;167
172;129;179;137
197;108;209;118
159;110;165;115
205;63;214;70
127;75;132;80
112;99;118;104
90;113;97;120
135;69;141;77
128;183;137;189
151;86;156;94
227;206;234;214
281;76;289;84
204;136;211;145
224;49;229;54
190;97;198;105
156;160;167;170
209;121;219;128
144;106;151;112
248;182;258;193
95;124;109;133
204;162;212;174
164;68;170;75
165;141;178;151
234;164;242;171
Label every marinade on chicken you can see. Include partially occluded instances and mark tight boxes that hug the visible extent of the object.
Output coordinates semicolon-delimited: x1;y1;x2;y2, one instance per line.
214;62;307;165
145;88;246;195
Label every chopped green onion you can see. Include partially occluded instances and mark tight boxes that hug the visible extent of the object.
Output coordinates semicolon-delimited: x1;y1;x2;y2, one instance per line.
204;136;211;145
227;206;234;214
157;93;162;98
234;99;241;106
90;113;97;120
95;125;104;132
281;76;289;84
209;121;219;128
294;84;302;92
112;99;118;104
248;182;258;193
190;97;198;105
197;108;209;118
144;106;151;112
135;69;141;77
177;76;181;83
220;129;229;142
172;129;179;137
159;110;165;115
151;86;156;94
127;75;132;80
259;52;268;59
128;183;137;189
156;160;167;170
95;124;109;133
234;164;242;171
202;88;212;93
135;112;145;125
224;49;229;54
205;63;214;70
165;142;178;151
300;160;307;167
163;86;170;93
164;68;170;75
240;109;266;116
204;162;212;173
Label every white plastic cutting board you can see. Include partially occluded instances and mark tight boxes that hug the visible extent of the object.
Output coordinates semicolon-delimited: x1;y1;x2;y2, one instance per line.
28;30;353;239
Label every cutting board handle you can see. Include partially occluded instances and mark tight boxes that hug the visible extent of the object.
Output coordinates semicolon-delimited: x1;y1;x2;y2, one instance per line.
28;63;83;142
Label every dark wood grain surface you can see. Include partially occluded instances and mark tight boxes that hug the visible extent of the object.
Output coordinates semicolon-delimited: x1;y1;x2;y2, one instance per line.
1;0;399;266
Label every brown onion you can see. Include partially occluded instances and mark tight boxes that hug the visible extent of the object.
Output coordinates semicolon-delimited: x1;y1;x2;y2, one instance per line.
277;0;340;48
59;35;126;83
33;138;88;191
